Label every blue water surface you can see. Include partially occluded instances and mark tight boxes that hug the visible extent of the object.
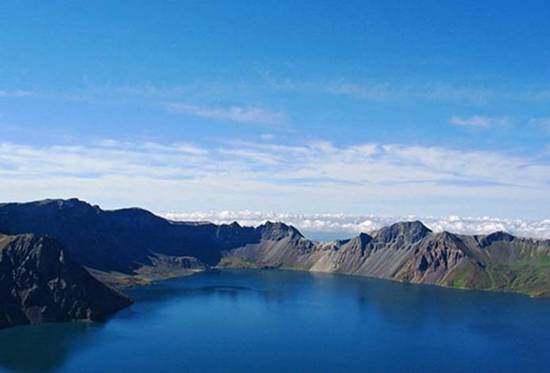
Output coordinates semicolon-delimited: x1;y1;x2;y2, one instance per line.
1;269;549;372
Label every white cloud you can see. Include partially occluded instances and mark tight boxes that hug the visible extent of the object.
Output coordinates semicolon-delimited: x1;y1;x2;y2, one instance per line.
0;90;34;98
0;139;548;217
166;103;287;126
450;115;510;128
163;211;550;240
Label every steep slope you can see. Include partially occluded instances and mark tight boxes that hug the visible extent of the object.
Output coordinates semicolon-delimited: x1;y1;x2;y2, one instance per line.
450;232;550;296
219;222;320;268
0;199;305;285
0;199;260;274
223;221;550;297
0;233;131;329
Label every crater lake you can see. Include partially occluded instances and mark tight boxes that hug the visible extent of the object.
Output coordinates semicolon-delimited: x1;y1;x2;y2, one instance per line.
1;269;550;372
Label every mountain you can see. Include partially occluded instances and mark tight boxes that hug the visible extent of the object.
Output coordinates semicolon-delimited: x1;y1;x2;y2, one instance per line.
0;199;287;285
0;199;549;298
222;221;550;297
0;233;131;329
0;199;255;271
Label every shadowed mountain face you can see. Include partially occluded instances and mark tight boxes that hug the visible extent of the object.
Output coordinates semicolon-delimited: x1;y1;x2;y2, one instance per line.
0;199;299;286
0;233;131;329
0;199;262;273
1;199;549;297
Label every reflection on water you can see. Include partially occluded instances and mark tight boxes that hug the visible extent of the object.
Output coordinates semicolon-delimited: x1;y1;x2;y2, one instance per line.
1;269;550;372
0;322;104;372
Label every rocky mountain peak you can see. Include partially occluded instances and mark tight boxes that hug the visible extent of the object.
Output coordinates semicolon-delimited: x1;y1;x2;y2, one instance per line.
374;220;432;243
429;231;463;246
479;231;516;247
37;198;93;210
356;232;373;245
258;221;304;240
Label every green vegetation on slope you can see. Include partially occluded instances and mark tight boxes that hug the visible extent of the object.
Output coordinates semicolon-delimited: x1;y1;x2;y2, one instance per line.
485;256;550;297
445;255;550;297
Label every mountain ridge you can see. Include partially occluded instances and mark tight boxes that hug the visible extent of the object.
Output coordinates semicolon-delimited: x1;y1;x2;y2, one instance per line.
1;199;549;299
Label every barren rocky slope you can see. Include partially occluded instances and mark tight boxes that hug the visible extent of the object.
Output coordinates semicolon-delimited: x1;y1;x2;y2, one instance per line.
221;221;550;297
0;233;131;329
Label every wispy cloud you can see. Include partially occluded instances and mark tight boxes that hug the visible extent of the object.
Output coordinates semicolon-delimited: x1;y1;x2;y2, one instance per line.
324;82;393;101
166;103;287;126
327;82;500;104
271;80;498;104
164;211;550;240
271;78;550;105
0;90;34;98
449;115;510;128
0;139;548;216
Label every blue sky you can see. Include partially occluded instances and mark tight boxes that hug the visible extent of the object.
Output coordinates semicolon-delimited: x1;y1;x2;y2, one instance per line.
0;1;549;220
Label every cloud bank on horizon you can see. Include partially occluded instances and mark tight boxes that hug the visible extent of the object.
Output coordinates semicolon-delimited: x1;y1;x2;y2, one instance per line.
0;138;548;219
163;211;550;240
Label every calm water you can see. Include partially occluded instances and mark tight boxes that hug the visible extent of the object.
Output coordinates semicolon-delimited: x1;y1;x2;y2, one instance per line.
1;269;550;372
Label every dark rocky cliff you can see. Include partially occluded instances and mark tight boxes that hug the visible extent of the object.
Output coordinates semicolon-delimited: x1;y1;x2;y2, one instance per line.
0;233;132;329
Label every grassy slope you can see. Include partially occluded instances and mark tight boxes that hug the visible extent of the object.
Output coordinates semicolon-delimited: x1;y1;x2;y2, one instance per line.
484;256;550;297
445;240;550;297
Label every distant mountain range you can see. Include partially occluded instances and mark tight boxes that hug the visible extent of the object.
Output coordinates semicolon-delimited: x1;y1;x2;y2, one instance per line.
0;198;549;328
